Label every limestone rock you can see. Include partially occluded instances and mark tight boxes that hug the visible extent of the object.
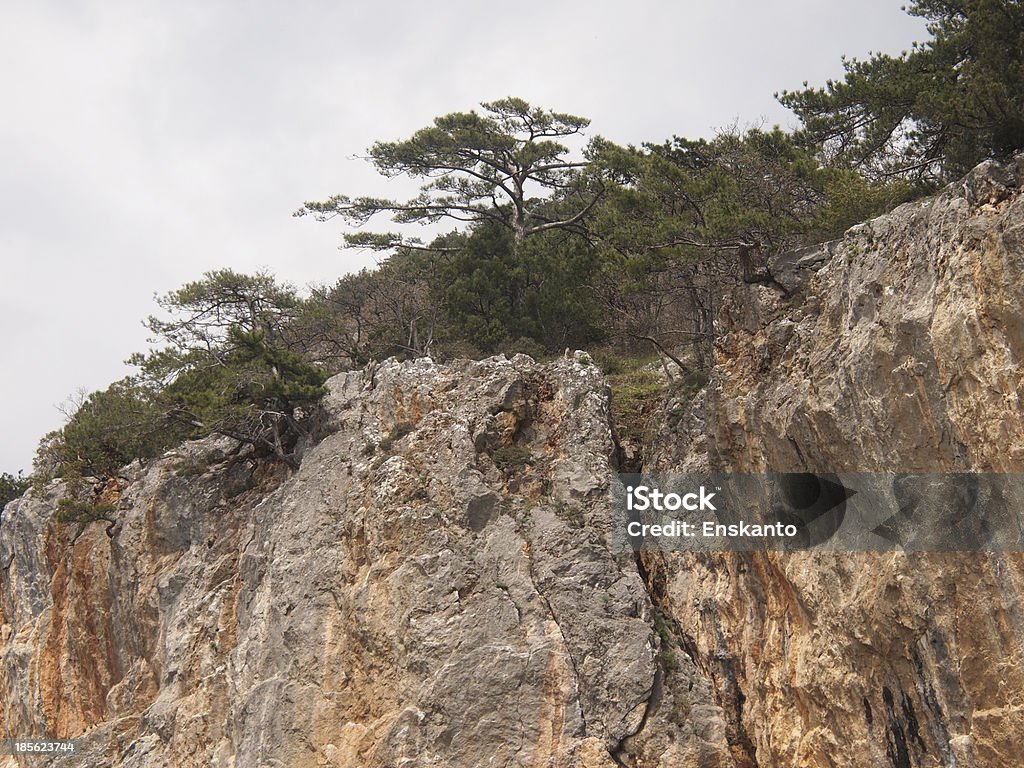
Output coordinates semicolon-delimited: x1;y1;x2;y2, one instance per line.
0;355;730;767
2;157;1024;767
645;157;1024;767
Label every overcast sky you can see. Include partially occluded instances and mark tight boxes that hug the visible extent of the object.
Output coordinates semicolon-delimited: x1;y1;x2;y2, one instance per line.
0;1;926;474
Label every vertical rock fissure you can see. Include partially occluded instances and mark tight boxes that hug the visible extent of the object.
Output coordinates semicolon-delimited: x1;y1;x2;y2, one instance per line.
608;665;664;768
643;550;759;768
612;404;761;767
523;542;589;736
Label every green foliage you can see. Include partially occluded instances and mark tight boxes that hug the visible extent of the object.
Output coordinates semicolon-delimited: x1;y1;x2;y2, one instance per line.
590;351;659;376
50;467;119;531
592;127;906;266
38;270;331;490
587;128;908;364
35;378;189;480
667;691;692;728
653;606;673;645
491;445;534;472
292;100;919;372
142;269;302;359
0;472;31;509
779;0;1024;181
302;218;607;361
133;270;328;467
25;79;950;495
295;97;600;247
56;498;117;526
808;169;913;243
608;366;664;445
551;498;585;528
437;223;606;353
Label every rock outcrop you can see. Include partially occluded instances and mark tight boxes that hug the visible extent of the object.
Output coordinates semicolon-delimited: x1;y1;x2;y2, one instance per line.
1;158;1023;767
0;355;732;767
643;157;1024;767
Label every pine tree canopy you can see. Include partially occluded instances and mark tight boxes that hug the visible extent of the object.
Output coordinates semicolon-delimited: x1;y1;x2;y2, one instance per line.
778;0;1024;182
294;97;602;247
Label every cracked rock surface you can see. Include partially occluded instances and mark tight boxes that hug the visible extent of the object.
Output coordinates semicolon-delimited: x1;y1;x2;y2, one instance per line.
2;158;1024;767
644;157;1024;767
0;354;730;767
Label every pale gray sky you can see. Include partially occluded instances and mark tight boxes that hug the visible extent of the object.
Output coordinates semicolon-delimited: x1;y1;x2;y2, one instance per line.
0;1;925;473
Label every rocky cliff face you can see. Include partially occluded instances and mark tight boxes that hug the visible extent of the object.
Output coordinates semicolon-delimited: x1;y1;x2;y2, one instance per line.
643;157;1024;767
0;355;734;767
1;159;1022;767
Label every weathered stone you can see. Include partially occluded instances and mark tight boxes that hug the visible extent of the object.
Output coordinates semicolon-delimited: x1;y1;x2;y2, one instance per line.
0;355;717;767
2;157;1023;767
645;157;1024;767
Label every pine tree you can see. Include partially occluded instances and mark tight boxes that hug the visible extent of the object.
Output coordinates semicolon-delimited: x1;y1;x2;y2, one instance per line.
132;270;328;468
779;0;1024;182
0;472;30;510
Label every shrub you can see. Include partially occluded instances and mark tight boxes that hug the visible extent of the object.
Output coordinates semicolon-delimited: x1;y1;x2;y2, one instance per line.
0;472;30;509
492;445;534;472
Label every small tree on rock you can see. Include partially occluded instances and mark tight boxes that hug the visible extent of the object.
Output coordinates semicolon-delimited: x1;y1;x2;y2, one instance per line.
131;270;328;467
0;472;30;510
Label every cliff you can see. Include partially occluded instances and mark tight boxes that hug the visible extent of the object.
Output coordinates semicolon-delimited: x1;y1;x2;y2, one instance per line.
642;157;1024;767
1;158;1023;767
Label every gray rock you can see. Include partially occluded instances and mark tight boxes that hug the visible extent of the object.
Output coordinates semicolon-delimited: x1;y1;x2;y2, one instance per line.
5;156;1024;768
0;355;721;767
645;157;1024;767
